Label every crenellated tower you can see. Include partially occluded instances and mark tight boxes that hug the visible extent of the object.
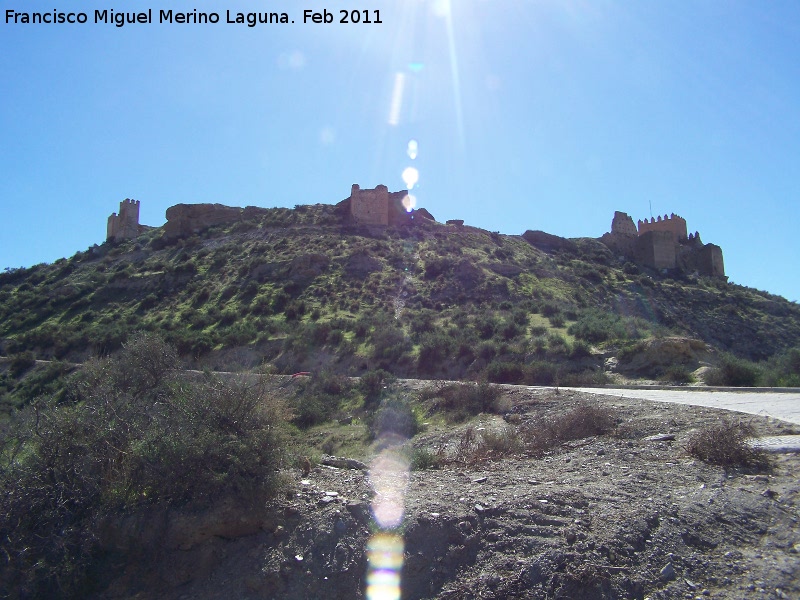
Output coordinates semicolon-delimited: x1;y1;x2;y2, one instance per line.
107;199;141;242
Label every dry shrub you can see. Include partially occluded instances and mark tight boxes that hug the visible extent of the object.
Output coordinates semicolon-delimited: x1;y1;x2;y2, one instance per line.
686;421;769;468
445;424;524;466
523;402;617;454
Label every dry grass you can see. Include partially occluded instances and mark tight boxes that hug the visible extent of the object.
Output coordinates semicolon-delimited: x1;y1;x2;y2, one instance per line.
429;423;525;467
522;402;618;455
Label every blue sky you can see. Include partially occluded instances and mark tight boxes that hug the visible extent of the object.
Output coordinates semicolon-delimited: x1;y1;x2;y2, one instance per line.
1;0;798;302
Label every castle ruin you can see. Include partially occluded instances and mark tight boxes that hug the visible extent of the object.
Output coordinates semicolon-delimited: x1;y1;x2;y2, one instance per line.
600;211;724;277
348;184;434;226
107;199;142;242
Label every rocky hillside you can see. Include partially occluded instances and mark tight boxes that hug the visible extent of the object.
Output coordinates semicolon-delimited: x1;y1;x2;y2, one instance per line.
1;201;798;402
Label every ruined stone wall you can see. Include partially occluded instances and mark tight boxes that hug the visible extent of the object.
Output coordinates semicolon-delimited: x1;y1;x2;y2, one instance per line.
634;231;676;270
163;203;246;239
600;232;636;258
350;184;389;226
611;211;638;237
107;198;141;242
637;213;688;242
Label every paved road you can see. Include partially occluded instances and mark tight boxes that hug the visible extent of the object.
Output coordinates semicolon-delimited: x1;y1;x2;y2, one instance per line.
563;387;800;426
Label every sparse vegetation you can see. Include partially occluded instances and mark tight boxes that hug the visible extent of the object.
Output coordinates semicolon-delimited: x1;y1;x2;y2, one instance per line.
686;421;769;468
419;381;503;422
0;203;797;386
522;402;618;455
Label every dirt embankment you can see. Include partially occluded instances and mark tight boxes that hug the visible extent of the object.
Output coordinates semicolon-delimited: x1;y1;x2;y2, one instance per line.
93;389;800;600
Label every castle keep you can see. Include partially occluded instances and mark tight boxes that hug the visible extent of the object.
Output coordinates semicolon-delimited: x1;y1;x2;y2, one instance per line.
601;211;724;277
107;199;142;242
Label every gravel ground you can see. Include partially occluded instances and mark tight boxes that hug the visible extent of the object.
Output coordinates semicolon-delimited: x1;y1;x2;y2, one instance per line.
94;387;800;600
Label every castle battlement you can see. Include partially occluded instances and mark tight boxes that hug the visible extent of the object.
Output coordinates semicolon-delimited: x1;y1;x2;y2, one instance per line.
600;210;724;278
107;198;142;242
637;213;687;242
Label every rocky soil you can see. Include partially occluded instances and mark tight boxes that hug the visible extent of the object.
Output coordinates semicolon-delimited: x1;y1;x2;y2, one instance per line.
93;387;800;600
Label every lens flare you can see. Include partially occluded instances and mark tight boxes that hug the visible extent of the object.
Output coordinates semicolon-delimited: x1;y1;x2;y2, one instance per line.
407;139;418;160
369;448;410;529
401;167;419;190
366;533;404;600
402;194;417;212
388;72;406;126
431;0;451;18
366;446;410;600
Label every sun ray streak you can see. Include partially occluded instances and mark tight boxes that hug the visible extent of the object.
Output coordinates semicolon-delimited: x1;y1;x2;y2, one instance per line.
442;0;465;150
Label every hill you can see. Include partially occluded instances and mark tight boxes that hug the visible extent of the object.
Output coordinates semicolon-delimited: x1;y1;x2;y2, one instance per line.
1;197;799;414
1;197;799;599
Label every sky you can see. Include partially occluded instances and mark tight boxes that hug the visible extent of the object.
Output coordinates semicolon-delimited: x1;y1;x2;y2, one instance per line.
1;0;799;302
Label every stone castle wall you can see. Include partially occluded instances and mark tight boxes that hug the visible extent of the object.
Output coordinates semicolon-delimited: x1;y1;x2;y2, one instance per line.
634;230;676;270
698;244;725;278
637;213;687;242
107;199;141;242
600;210;724;277
349;184;430;226
350;184;389;226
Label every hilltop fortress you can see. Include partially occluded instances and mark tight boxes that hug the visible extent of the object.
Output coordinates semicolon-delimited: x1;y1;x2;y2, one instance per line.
105;190;724;277
599;211;724;277
346;184;435;226
106;199;153;242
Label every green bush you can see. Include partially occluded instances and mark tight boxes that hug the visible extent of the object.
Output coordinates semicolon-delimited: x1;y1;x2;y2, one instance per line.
567;309;627;343
420;381;502;422
705;354;761;387
409;446;441;471
660;365;696;384
3;361;74;412
9;351;36;378
523;361;559;385
417;331;454;374
529;325;547;337
569;340;592;359
546;333;570;356
474;315;498;340
291;371;355;427
760;347;800;387
370;322;412;368
500;321;523;340
369;396;419;439
360;368;392;406
560;369;610;387
0;335;287;598
423;257;455;279
486;360;523;384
